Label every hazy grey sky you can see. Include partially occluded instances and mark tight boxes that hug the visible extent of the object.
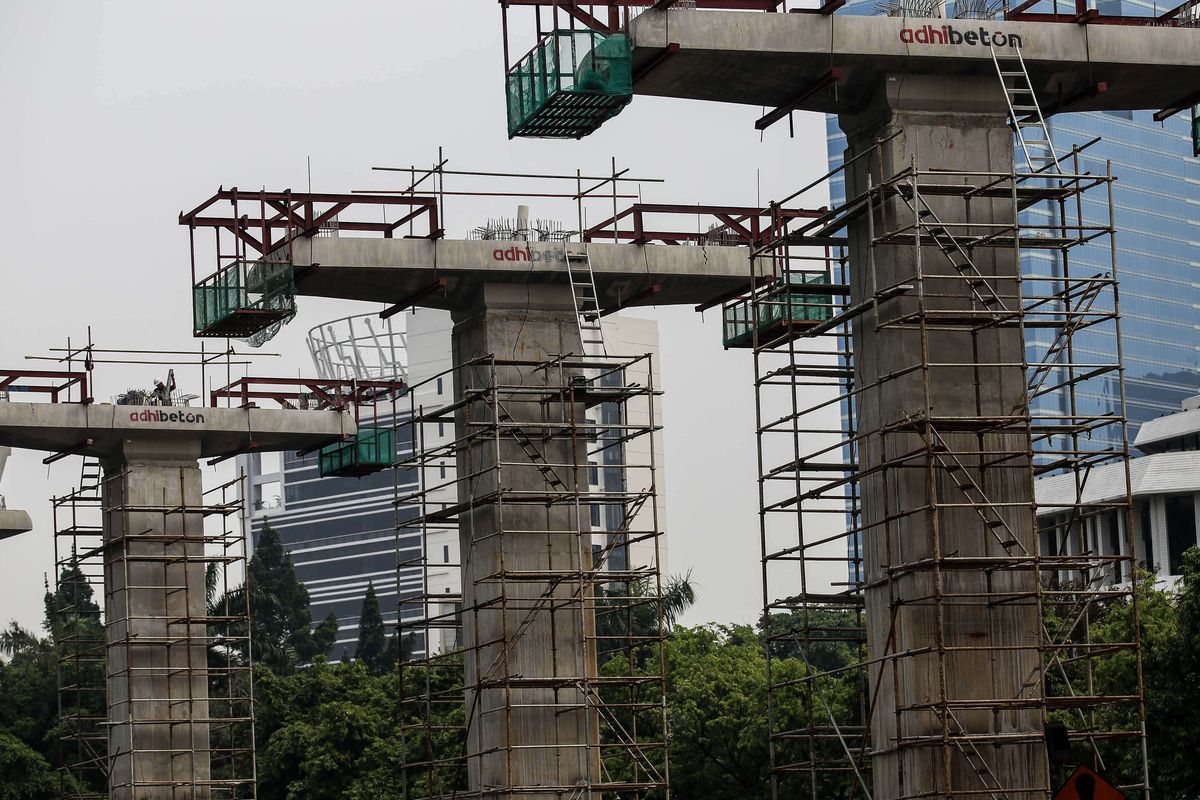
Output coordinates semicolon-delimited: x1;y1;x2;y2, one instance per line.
0;2;828;631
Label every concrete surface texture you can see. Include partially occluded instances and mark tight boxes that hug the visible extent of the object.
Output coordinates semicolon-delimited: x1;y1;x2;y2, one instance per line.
629;9;1200;115
451;284;599;797
842;75;1044;796
282;236;750;311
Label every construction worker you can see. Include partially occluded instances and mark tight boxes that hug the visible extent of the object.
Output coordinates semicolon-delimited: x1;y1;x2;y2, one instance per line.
150;371;175;406
151;380;170;406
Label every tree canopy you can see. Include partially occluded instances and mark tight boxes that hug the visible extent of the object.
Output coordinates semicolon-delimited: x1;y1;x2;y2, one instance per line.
6;550;1200;798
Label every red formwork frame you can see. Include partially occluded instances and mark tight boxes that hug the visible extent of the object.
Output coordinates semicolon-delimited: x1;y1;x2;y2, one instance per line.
208;376;408;423
583;202;827;245
0;370;91;404
180;189;443;289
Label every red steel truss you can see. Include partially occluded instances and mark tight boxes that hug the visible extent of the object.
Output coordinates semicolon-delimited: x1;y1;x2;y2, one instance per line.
208;376;408;420
583;202;826;246
180;189;442;287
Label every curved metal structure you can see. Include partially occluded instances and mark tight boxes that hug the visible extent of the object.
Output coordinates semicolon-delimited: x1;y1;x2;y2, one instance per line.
307;312;409;382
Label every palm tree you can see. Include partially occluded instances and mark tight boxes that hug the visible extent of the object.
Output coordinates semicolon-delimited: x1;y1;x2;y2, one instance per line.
594;570;695;666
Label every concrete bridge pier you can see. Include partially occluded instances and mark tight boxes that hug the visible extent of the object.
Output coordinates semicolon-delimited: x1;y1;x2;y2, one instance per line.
451;283;600;798
839;74;1047;799
103;439;212;800
0;401;354;799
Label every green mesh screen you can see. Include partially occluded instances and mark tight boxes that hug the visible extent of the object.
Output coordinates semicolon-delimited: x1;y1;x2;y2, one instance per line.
193;260;296;338
319;427;396;478
723;272;834;348
506;31;633;139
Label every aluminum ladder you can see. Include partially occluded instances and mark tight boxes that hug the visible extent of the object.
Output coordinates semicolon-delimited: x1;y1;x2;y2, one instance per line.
991;43;1061;176
566;248;607;358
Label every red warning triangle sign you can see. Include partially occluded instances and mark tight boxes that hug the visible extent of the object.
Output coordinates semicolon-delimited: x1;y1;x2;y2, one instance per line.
1054;766;1130;800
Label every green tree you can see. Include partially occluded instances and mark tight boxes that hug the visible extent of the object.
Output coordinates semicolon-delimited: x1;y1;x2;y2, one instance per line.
0;623;56;763
43;560;107;796
662;625;774;799
313;612;340;660
244;522;319;671
355;583;387;675
0;731;57;800
255;660;400;800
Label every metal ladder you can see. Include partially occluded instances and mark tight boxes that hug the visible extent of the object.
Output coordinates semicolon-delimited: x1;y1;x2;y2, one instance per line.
991;43;1061;176
79;457;103;499
566;248;607;358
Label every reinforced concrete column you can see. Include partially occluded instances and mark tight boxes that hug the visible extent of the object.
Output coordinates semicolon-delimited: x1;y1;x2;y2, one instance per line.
450;283;598;798
840;74;1047;798
103;438;210;800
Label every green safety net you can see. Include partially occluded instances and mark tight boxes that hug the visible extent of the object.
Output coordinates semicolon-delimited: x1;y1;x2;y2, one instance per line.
723;273;834;348
193;260;297;340
319;427;396;478
506;30;633;139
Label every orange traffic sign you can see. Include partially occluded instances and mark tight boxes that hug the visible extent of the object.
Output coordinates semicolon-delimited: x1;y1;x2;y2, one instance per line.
1054;766;1130;800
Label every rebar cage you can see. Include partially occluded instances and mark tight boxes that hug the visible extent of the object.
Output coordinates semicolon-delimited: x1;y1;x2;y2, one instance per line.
53;468;258;800
394;353;669;799
739;140;1149;798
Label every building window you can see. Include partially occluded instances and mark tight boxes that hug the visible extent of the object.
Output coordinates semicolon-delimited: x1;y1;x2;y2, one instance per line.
439;462;447;480
254;480;282;511
443;544;450;563
436;377;444;396
1038;515;1061;559
1138;502;1154;572
1165;495;1197;575
1106;511;1123;584
438;421;445;438
590;504;601;528
259;451;282;475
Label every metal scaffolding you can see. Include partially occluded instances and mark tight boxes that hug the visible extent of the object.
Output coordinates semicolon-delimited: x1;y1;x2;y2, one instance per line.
52;457;108;799
735;141;1150;798
394;353;669;799
101;472;257;800
51;462;258;800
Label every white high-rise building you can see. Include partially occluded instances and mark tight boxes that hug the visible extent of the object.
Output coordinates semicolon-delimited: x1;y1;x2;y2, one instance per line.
1036;394;1200;586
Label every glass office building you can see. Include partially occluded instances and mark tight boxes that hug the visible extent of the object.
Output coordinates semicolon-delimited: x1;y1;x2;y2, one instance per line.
828;3;1200;580
244;441;420;661
240;311;448;661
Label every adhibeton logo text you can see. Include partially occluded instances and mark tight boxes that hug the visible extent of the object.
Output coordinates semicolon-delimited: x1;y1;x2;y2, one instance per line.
900;24;1024;48
128;409;207;424
491;245;566;263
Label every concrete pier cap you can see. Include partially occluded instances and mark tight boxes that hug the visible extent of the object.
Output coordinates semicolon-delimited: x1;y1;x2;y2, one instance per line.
0;446;33;539
628;9;1200;116
0;402;356;460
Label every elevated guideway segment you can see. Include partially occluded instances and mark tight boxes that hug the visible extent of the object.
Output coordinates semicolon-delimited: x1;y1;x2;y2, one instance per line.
0;368;365;800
